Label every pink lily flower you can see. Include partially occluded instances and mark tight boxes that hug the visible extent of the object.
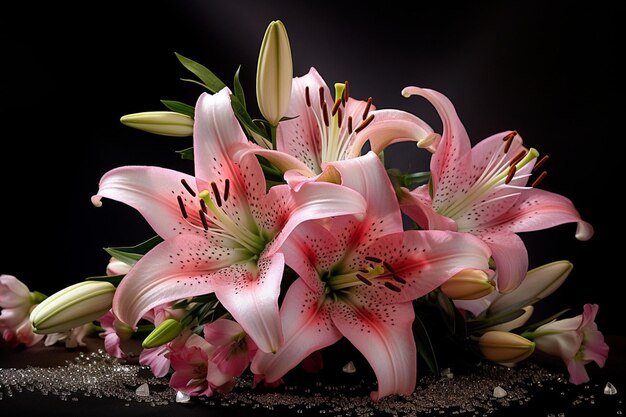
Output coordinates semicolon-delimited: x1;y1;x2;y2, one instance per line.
530;304;609;384
168;333;235;397
399;87;593;292
98;310;133;358
235;68;434;189
2;316;44;347
0;274;34;330
252;152;492;400
92;88;367;353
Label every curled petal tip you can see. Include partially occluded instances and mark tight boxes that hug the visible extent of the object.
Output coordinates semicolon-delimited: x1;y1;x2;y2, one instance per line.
575;221;594;241
91;195;103;208
401;87;415;98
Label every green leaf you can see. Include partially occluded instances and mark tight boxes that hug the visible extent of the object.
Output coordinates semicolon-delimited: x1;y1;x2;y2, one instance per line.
467;308;526;332
85;274;125;286
176;147;194;160
413;314;439;375
233;65;246;110
104;236;163;266
231;95;269;140
175;53;227;93
160;100;195;118
403;171;431;189
180;78;212;90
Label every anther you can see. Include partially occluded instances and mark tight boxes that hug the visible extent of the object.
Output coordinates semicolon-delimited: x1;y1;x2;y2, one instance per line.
180;179;196;197
337;107;343;128
365;256;382;263
305;86;311;107
392;274;407;284
200;199;208;214
210;182;222;207
505;165;517;184
355;114;375;133
331;99;341;116
223;179;230;202
322;102;330;127
343;80;349;103
348;116;353;134
319;86;325;107
362;97;373;120
383;261;395;273
508;150;527;167
199;210;209;230
356;274;373;286
177;196;188;219
384;282;402;292
533;155;549;172
502;131;517;142
531;171;548;187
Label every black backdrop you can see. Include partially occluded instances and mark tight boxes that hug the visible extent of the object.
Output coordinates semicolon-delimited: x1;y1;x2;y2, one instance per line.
0;1;621;337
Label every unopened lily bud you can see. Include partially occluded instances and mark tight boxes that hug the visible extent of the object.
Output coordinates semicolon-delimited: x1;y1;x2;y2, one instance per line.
489;261;573;315
106;257;132;276
479;331;535;364
30;281;115;334
142;318;183;348
120;111;194;137
256;20;293;126
441;269;494;300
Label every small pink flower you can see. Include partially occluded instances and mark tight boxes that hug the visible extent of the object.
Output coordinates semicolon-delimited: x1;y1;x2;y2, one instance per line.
0;275;33;329
168;333;234;397
204;319;257;378
140;345;171;377
2;316;44;347
532;304;609;384
98;310;133;358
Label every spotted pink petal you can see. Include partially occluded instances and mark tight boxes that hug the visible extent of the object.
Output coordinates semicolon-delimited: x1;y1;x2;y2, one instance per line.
277;67;329;173
481;233;528;293
399;186;458;231
92;166;202;239
212;253;285;353
112;234;249;327
401;87;472;212
357;230;492;303
251;278;341;383
349;109;434;158
330;298;416;400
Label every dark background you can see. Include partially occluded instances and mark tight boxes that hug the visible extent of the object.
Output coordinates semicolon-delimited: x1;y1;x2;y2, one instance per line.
0;0;620;340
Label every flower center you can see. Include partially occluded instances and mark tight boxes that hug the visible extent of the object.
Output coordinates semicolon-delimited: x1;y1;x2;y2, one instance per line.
326;256;406;294
439;132;547;220
176;178;266;255
304;82;376;168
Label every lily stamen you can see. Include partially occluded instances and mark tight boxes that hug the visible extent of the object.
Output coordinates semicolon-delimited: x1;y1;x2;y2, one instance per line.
180;179;196;197
355;114;375;133
532;171;548;187
176;195;188;219
533;155;549;172
210;182;222;207
363;97;373;120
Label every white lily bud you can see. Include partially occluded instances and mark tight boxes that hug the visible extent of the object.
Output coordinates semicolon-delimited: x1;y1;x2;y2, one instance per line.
120;111;194;137
256;20;293;126
440;269;494;300
30;281;115;334
479;331;535;364
489;261;573;315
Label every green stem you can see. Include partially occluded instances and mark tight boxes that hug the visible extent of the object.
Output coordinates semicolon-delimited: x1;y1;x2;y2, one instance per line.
136;324;155;333
270;124;277;150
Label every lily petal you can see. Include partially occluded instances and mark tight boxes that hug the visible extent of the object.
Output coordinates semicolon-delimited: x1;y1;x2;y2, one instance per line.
277;67;329;173
401;87;472;213
482;233;528;293
251;278;341;382
113;234;248;327
93;166;202;239
349;109;433;158
212;253;285;353
362;230;492;303
399;186;458;231
330;298;416;400
474;188;594;241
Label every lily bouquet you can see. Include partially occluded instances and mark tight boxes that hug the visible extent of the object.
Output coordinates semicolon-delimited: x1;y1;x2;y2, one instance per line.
0;21;608;400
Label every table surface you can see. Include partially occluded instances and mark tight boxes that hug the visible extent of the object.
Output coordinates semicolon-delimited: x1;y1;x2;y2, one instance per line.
1;336;624;417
